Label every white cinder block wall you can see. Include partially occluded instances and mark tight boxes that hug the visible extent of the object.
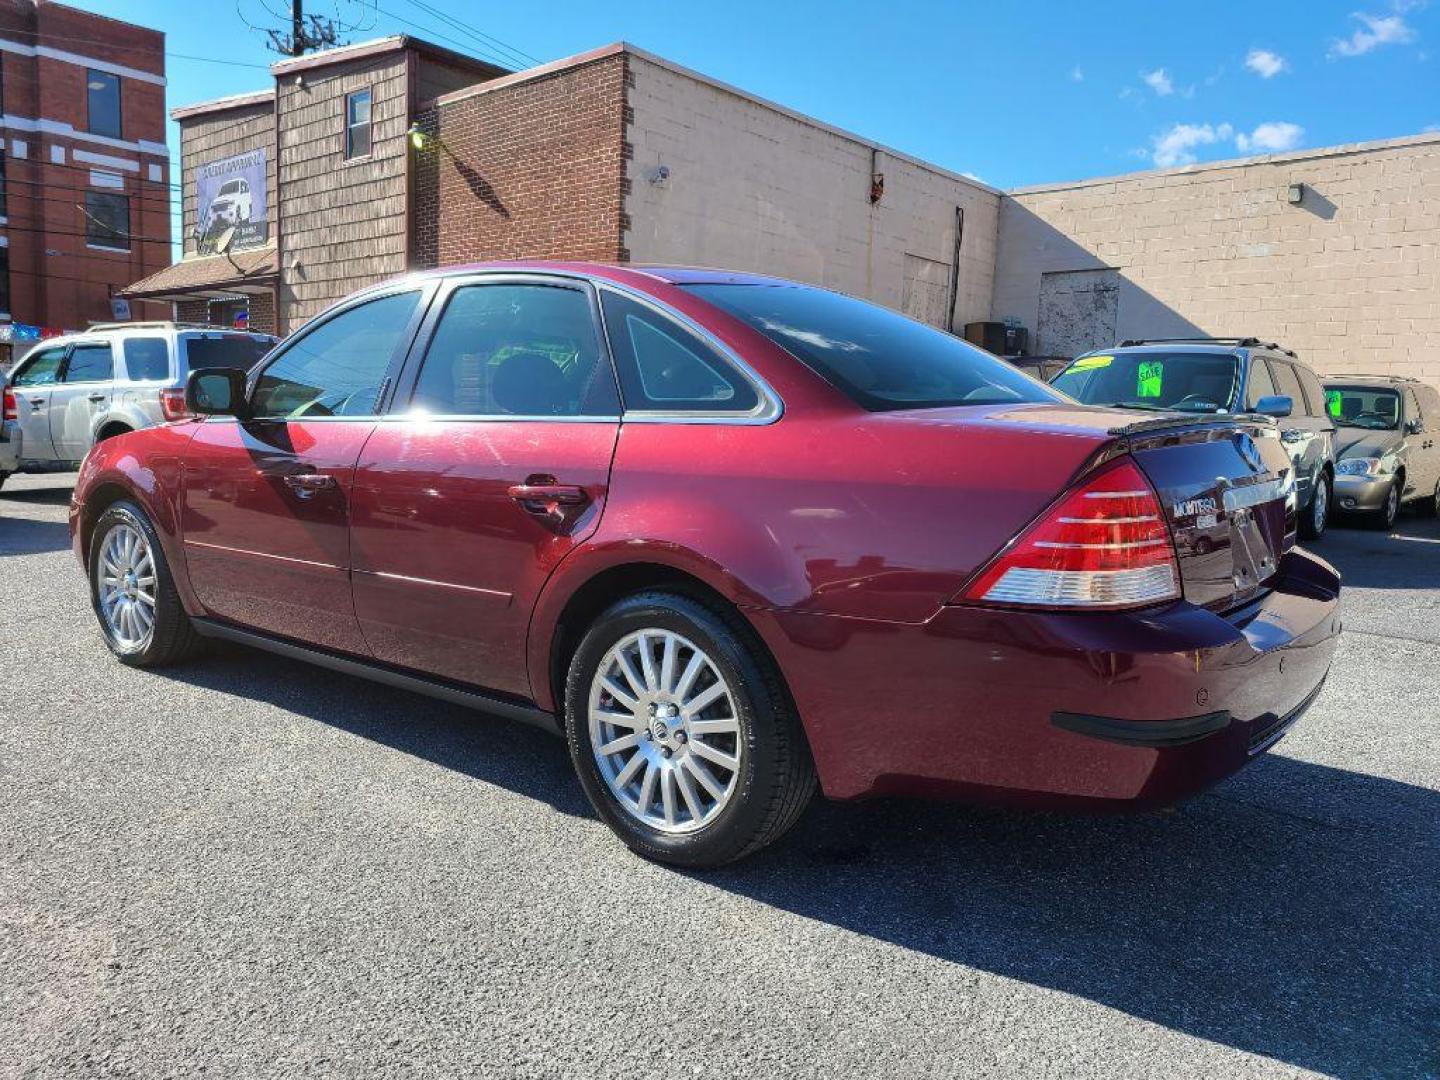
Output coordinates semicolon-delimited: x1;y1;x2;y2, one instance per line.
624;50;1000;332
993;134;1440;389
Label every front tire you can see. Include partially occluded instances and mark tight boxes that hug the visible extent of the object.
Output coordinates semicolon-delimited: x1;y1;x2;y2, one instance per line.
89;501;203;666
565;591;816;867
1371;480;1400;531
1301;471;1331;540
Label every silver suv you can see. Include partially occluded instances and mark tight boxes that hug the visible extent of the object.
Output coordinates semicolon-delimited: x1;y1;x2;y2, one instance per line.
1;322;276;486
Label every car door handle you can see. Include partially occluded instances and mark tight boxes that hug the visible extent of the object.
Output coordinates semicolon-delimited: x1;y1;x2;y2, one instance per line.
28;397;44;409
282;472;337;497
508;482;590;507
87;393;107;402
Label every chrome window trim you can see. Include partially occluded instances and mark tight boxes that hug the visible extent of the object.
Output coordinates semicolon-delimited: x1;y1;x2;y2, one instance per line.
592;281;782;426
276;267;785;427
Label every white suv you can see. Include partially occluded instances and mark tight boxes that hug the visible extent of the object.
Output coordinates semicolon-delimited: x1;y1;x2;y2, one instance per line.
1;322;276;486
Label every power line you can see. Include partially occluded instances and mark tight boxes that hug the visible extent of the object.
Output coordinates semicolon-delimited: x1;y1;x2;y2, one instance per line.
6;156;185;193
402;0;536;67
0;29;272;70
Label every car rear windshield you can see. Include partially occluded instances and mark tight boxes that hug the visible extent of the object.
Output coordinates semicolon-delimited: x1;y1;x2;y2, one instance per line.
182;334;274;373
1052;351;1240;413
683;283;1057;411
1323;385;1401;429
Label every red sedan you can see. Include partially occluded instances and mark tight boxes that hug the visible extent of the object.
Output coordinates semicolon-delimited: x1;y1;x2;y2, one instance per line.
70;263;1341;866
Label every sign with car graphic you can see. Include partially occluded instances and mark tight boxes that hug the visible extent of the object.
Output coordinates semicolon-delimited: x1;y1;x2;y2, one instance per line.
196;149;267;254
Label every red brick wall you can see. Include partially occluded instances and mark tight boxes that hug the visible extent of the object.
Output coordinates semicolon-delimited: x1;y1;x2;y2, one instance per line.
175;291;277;335
410;52;629;269
0;2;168;331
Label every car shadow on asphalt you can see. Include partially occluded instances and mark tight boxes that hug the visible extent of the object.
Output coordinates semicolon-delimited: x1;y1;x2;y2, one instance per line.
0;485;75;506
0;515;73;556
1320;512;1440;590
158;642;1436;1078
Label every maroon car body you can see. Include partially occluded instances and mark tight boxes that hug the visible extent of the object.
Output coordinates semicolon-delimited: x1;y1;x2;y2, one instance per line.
71;262;1341;857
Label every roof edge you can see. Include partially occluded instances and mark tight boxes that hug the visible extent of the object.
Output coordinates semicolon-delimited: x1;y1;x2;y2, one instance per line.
431;42;627;107
270;34;509;79
1008;130;1440;196
171;89;275;121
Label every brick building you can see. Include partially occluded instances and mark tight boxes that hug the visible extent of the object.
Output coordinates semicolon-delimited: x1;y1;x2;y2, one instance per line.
132;35;1438;388
0;0;171;365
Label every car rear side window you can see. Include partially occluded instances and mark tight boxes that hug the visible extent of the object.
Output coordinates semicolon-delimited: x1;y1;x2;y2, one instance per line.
252;290;421;420
122;338;170;381
183;335;273;373
11;347;65;386
410;283;618;417
62;344;114;383
688;283;1052;412
601;290;757;413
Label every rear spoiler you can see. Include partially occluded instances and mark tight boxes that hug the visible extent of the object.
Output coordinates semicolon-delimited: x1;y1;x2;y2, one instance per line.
1104;413;1279;438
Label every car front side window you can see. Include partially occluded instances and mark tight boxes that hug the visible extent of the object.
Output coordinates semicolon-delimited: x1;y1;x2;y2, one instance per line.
251;291;422;420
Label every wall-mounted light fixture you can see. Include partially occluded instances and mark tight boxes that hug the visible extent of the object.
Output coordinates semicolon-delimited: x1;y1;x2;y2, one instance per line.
406;123;431;152
1287;182;1305;205
647;164;670;185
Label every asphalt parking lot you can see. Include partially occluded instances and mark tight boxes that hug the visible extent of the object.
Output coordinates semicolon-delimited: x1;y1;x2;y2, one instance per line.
1;471;1436;1079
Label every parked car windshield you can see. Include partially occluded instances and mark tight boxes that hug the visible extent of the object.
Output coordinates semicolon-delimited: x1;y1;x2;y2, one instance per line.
1323;385;1401;430
684;283;1057;411
183;335;273;373
1052;351;1239;413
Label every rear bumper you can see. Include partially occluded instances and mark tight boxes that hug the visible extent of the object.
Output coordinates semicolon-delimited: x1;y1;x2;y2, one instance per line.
750;548;1341;806
1334;473;1394;512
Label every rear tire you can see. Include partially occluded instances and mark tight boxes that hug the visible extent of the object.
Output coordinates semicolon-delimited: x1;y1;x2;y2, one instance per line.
0;471;9;491
565;591;816;868
89;500;204;667
1420;480;1440;518
1301;471;1331;540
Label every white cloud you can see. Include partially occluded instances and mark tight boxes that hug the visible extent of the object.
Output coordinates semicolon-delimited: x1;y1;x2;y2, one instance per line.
1071;65;1084;82
1142;68;1175;95
1236;121;1305;153
1151;122;1233;167
1330;13;1416;57
1245;48;1289;77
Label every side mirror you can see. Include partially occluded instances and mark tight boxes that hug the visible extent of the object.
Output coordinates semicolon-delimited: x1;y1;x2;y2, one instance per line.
186;368;249;419
1254;394;1293;418
1405;419;1423;435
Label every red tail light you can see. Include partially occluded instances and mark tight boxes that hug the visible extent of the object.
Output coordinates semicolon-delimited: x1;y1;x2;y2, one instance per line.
2;387;15;423
159;387;191;421
961;456;1180;610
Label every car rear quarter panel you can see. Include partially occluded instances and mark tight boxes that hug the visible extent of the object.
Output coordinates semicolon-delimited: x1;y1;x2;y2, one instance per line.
526;406;1116;712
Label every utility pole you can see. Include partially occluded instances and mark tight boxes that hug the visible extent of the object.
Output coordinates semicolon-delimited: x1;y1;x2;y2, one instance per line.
291;0;304;57
256;0;343;57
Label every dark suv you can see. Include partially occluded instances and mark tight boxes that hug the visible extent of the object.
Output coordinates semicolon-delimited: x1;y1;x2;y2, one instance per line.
1052;338;1337;539
1324;374;1440;528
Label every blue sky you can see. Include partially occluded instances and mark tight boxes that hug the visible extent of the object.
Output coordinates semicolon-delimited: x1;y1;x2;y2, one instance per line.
74;0;1440;222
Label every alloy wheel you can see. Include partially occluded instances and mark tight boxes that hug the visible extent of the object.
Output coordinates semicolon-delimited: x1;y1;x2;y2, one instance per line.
97;523;157;650
1312;479;1329;535
588;628;742;834
1383;484;1399;529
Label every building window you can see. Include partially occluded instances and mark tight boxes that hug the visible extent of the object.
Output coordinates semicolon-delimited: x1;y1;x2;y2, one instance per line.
345;88;372;159
87;69;122;139
85;190;131;250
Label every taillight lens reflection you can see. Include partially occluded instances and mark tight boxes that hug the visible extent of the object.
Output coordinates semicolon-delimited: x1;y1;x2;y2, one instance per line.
962;456;1181;609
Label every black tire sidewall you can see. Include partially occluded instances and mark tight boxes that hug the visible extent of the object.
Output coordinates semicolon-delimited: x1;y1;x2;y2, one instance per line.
89;501;184;666
565;594;782;868
1303;473;1330;539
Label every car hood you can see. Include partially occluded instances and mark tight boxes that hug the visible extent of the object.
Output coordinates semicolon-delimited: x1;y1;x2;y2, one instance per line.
1335;428;1401;459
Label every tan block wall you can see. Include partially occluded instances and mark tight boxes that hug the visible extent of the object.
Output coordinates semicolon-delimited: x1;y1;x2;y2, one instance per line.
994;134;1440;389
624;53;999;331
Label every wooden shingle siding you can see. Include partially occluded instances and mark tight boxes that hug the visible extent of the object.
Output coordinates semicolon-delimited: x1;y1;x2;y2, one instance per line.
277;53;412;329
179;102;277;257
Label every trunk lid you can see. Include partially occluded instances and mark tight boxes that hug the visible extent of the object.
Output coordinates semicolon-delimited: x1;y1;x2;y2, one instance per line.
1121;415;1296;610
